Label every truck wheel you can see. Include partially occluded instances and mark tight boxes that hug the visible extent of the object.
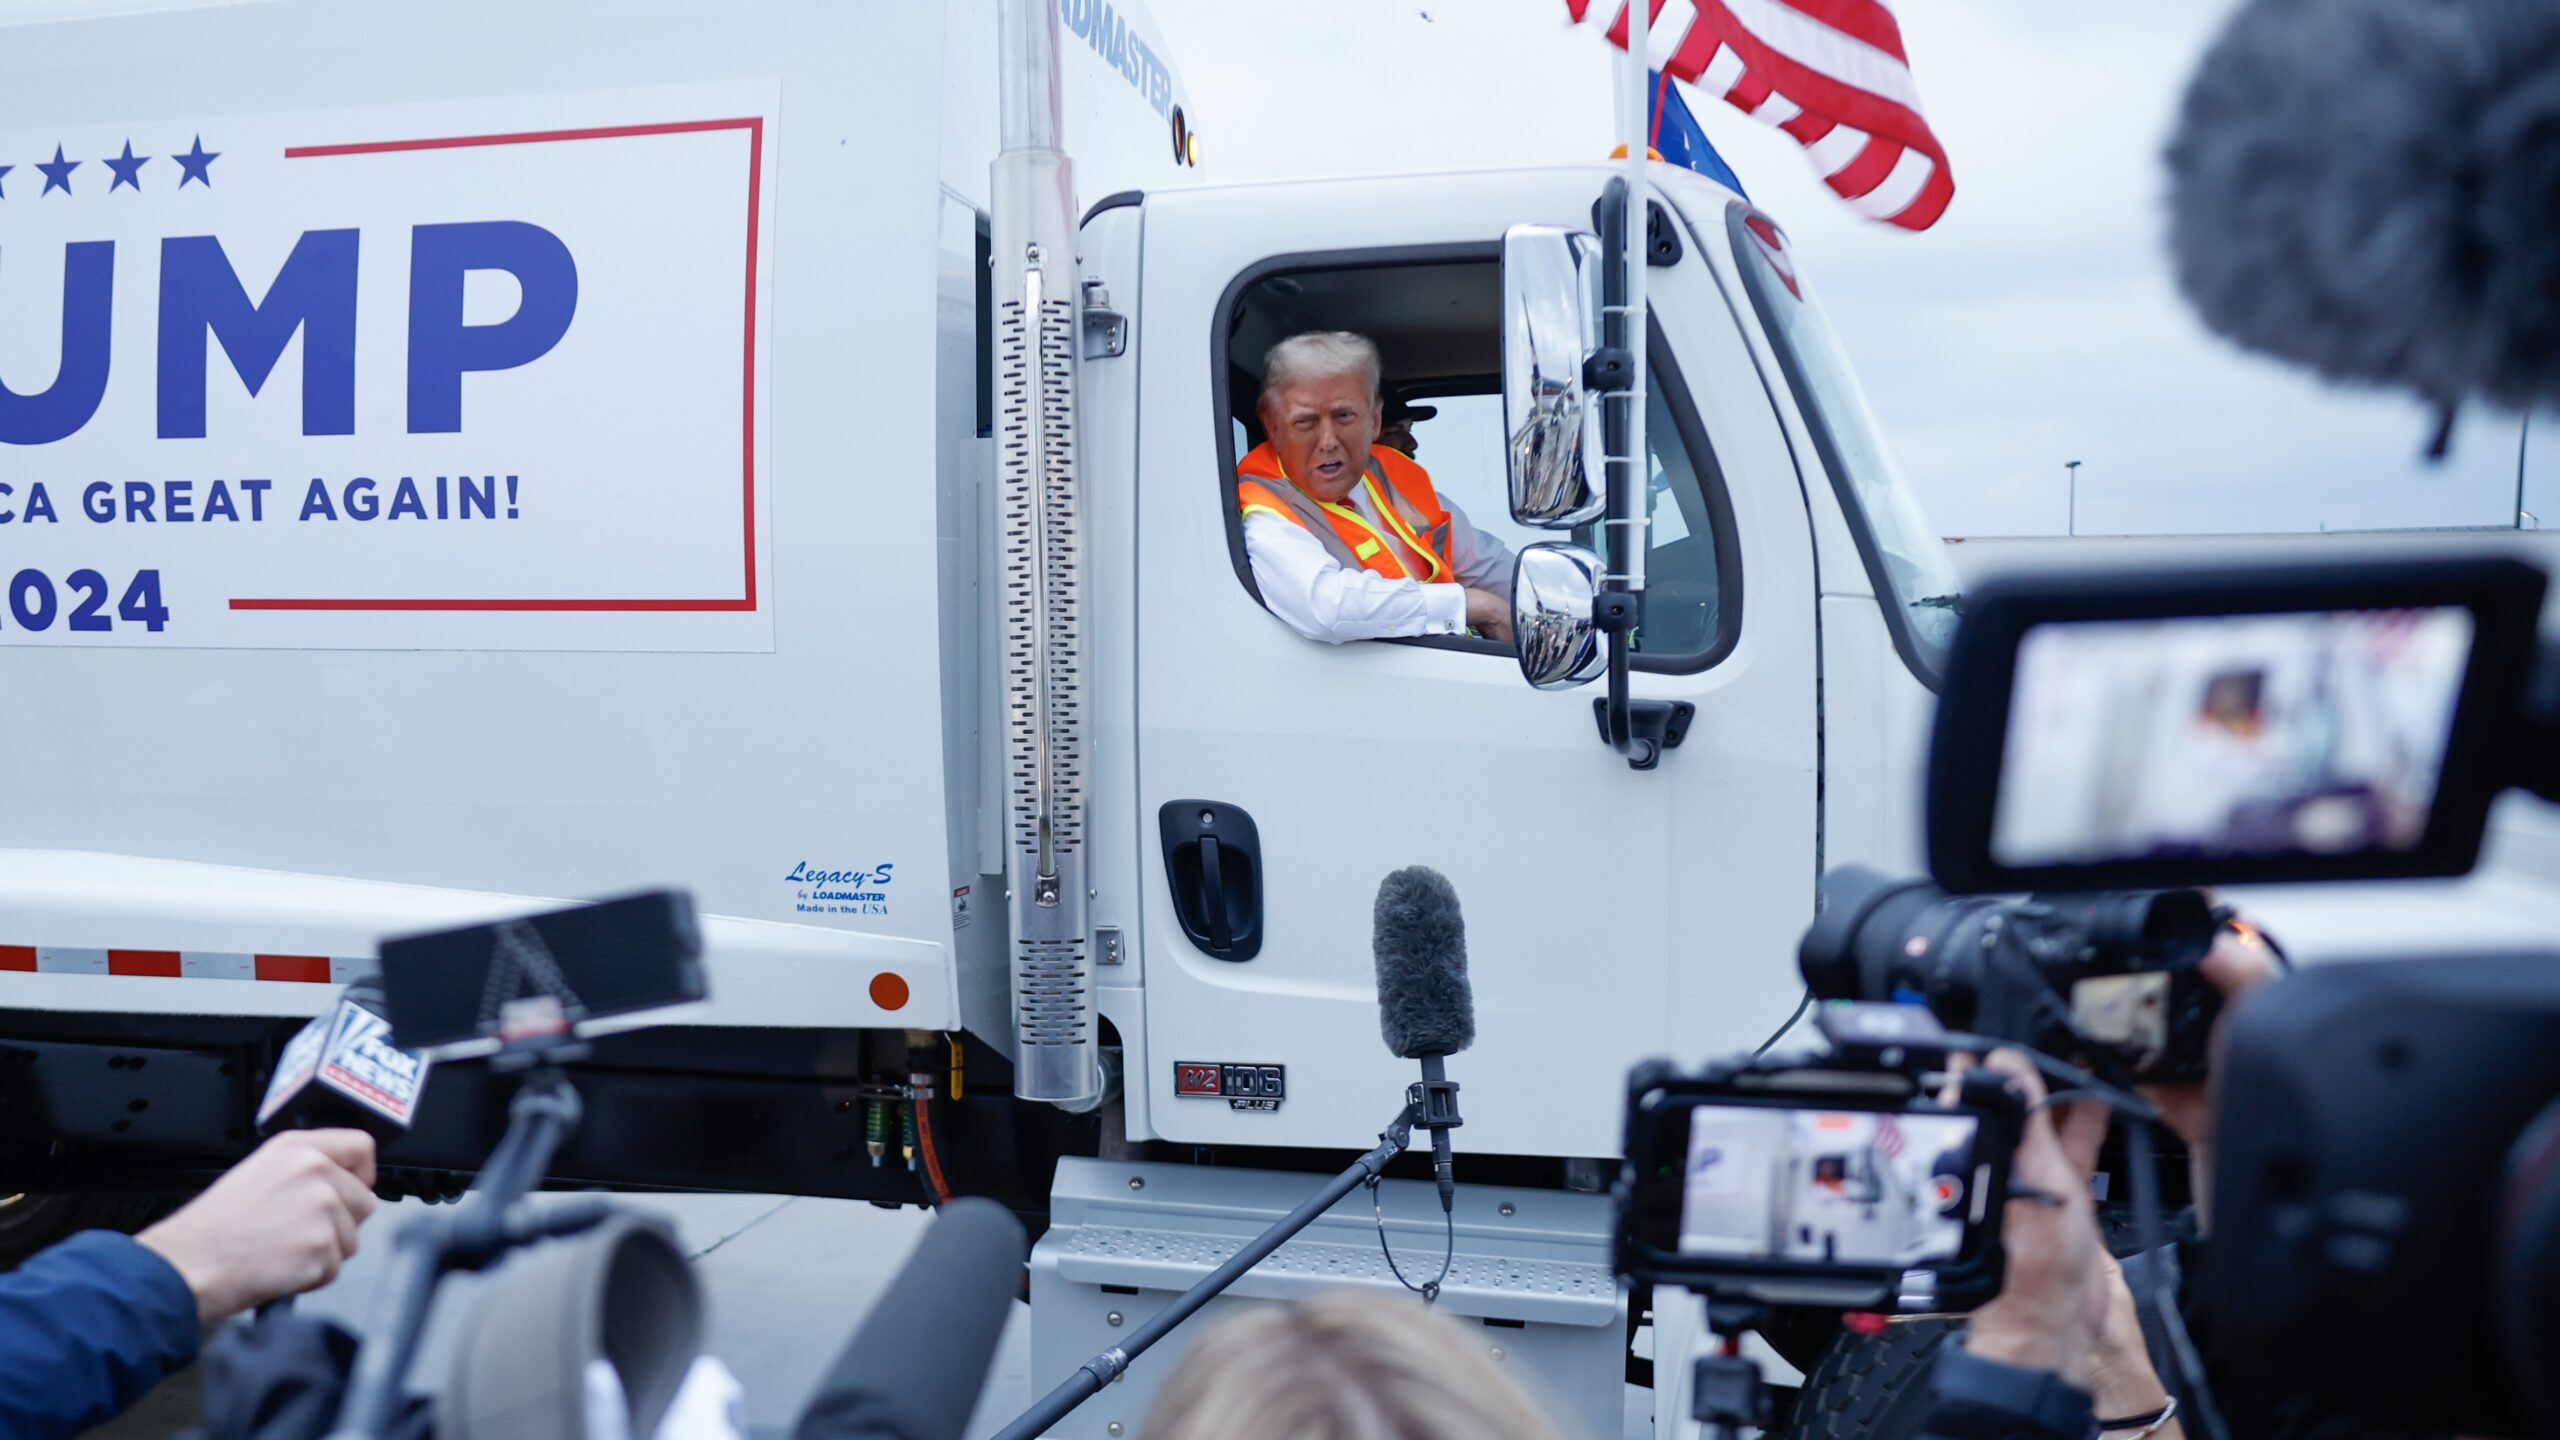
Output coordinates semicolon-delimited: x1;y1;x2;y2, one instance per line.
1783;1319;1954;1440
0;1192;181;1270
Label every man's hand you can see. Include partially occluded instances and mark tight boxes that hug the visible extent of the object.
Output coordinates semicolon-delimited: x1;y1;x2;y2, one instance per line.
2139;922;2282;1232
1963;1049;2112;1387
1463;586;1514;644
138;1129;379;1322
2086;1251;2179;1433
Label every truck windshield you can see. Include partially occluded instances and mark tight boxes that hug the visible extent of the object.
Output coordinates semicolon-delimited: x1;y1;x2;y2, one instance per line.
1728;205;1961;687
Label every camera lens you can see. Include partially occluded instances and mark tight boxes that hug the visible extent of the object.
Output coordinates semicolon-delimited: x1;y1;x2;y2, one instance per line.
2029;888;2216;970
1800;867;1993;1013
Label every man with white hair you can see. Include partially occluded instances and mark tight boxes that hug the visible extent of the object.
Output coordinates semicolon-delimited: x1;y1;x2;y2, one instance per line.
1236;331;1515;644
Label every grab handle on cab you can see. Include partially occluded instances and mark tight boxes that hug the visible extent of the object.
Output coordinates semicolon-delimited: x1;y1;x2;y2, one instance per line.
1158;801;1263;963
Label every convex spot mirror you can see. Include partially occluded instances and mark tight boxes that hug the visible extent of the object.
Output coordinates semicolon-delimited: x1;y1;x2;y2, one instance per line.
1502;224;1606;530
1514;542;1607;691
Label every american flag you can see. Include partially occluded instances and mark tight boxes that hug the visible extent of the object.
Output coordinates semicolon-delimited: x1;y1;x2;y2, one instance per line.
1873;1115;1907;1160
1567;0;1956;232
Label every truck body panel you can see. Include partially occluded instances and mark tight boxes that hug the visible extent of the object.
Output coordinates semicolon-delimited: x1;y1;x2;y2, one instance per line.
0;0;1188;1058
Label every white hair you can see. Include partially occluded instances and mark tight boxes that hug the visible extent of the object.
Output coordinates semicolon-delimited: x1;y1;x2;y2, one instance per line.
1261;331;1381;402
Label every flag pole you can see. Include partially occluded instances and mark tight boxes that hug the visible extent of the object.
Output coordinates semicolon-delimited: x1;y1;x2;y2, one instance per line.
1617;0;1649;602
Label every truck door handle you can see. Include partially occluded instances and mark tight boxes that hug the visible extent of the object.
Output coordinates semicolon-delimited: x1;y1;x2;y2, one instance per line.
1196;836;1233;953
1159;801;1263;962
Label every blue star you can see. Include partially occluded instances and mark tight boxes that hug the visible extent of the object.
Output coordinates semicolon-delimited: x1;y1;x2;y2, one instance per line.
174;135;218;189
0;164;11;200
37;145;77;197
104;141;148;192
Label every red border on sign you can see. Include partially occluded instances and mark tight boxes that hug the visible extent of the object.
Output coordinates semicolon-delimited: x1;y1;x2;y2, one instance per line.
229;117;764;614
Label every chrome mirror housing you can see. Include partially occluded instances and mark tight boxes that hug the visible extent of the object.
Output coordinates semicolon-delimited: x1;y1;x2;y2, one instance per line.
1501;225;1606;529
1512;542;1607;691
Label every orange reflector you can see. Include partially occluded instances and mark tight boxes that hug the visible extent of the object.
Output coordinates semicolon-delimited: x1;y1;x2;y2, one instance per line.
1607;143;1666;161
870;972;910;1011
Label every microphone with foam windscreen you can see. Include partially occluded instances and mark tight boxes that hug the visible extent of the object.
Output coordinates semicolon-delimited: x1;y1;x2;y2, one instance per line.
1373;866;1475;1214
256;980;432;1144
992;869;1481;1440
794;1198;1027;1440
2165;0;2560;445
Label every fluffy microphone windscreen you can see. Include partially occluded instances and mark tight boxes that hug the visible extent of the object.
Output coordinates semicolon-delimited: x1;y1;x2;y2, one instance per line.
2166;0;2560;411
1373;866;1476;1060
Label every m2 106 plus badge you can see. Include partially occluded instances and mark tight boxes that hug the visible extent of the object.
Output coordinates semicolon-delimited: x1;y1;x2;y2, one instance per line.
1174;1061;1285;1112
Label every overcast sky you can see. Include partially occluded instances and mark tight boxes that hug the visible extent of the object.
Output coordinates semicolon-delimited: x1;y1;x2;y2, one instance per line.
1150;0;2548;539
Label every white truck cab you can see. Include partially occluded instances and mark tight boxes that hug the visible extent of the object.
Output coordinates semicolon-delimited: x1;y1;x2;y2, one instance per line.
0;0;1959;1429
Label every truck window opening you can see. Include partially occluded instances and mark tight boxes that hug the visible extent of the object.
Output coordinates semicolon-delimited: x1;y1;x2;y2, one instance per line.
1215;255;1739;671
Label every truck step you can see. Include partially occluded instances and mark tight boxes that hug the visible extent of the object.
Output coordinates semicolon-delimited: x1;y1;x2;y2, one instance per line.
1028;1157;1624;1439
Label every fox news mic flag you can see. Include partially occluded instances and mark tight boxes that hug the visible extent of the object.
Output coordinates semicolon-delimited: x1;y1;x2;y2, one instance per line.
1569;0;1956;231
256;983;429;1141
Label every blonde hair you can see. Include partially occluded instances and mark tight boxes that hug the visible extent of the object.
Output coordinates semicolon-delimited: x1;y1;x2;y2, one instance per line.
1262;331;1382;403
1139;1291;1566;1440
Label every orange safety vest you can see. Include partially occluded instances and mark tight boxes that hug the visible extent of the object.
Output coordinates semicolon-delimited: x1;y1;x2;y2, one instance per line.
1234;443;1458;583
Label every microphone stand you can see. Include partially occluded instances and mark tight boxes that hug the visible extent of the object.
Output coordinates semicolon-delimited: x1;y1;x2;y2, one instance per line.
324;1048;616;1440
991;1087;1459;1440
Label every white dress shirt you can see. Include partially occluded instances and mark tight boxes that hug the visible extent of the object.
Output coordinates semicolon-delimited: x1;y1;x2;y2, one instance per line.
1242;484;1517;644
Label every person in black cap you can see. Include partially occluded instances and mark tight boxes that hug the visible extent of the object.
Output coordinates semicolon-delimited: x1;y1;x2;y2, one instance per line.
1376;397;1436;461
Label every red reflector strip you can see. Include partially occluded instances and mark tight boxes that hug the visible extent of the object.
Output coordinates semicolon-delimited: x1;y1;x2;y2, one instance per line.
254;955;333;984
0;947;356;983
107;950;183;978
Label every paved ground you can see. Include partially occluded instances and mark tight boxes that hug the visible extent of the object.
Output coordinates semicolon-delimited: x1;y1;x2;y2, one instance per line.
88;1193;1038;1440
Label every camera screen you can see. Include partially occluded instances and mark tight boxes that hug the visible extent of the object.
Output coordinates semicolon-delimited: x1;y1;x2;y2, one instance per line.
1678;1104;1983;1266
1991;607;2476;869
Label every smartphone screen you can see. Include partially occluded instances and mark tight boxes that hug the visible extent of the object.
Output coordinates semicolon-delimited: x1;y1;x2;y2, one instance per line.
1991;607;2475;869
1677;1104;1986;1267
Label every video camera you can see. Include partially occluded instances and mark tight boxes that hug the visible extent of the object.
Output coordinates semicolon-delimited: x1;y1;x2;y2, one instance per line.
1799;869;2223;1084
1620;552;2560;1434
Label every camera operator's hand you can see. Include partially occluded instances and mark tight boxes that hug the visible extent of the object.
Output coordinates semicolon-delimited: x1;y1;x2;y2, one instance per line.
1962;1049;2113;1387
137;1129;379;1322
2088;1251;2181;1436
2137;923;2282;1233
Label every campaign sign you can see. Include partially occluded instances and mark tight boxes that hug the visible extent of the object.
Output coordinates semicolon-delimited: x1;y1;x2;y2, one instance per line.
0;83;775;650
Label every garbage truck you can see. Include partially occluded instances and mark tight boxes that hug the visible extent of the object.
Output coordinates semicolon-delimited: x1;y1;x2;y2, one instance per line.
0;0;1968;1430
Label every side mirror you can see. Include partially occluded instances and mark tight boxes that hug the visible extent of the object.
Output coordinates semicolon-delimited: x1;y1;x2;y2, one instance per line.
1501;225;1606;529
1512;542;1608;691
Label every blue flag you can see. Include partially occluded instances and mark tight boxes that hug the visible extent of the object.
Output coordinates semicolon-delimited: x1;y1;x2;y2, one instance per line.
1651;70;1747;197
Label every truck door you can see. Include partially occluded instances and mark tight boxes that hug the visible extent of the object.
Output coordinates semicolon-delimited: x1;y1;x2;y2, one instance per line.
1128;178;1819;1158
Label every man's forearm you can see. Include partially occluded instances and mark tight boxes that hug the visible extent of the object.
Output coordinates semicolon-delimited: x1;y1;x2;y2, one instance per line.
0;1232;201;1440
1243;518;1467;641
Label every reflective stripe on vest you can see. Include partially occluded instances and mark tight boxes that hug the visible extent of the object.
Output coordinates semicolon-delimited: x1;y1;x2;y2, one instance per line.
1235;444;1456;583
1239;476;1372;572
1358;460;1452;583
